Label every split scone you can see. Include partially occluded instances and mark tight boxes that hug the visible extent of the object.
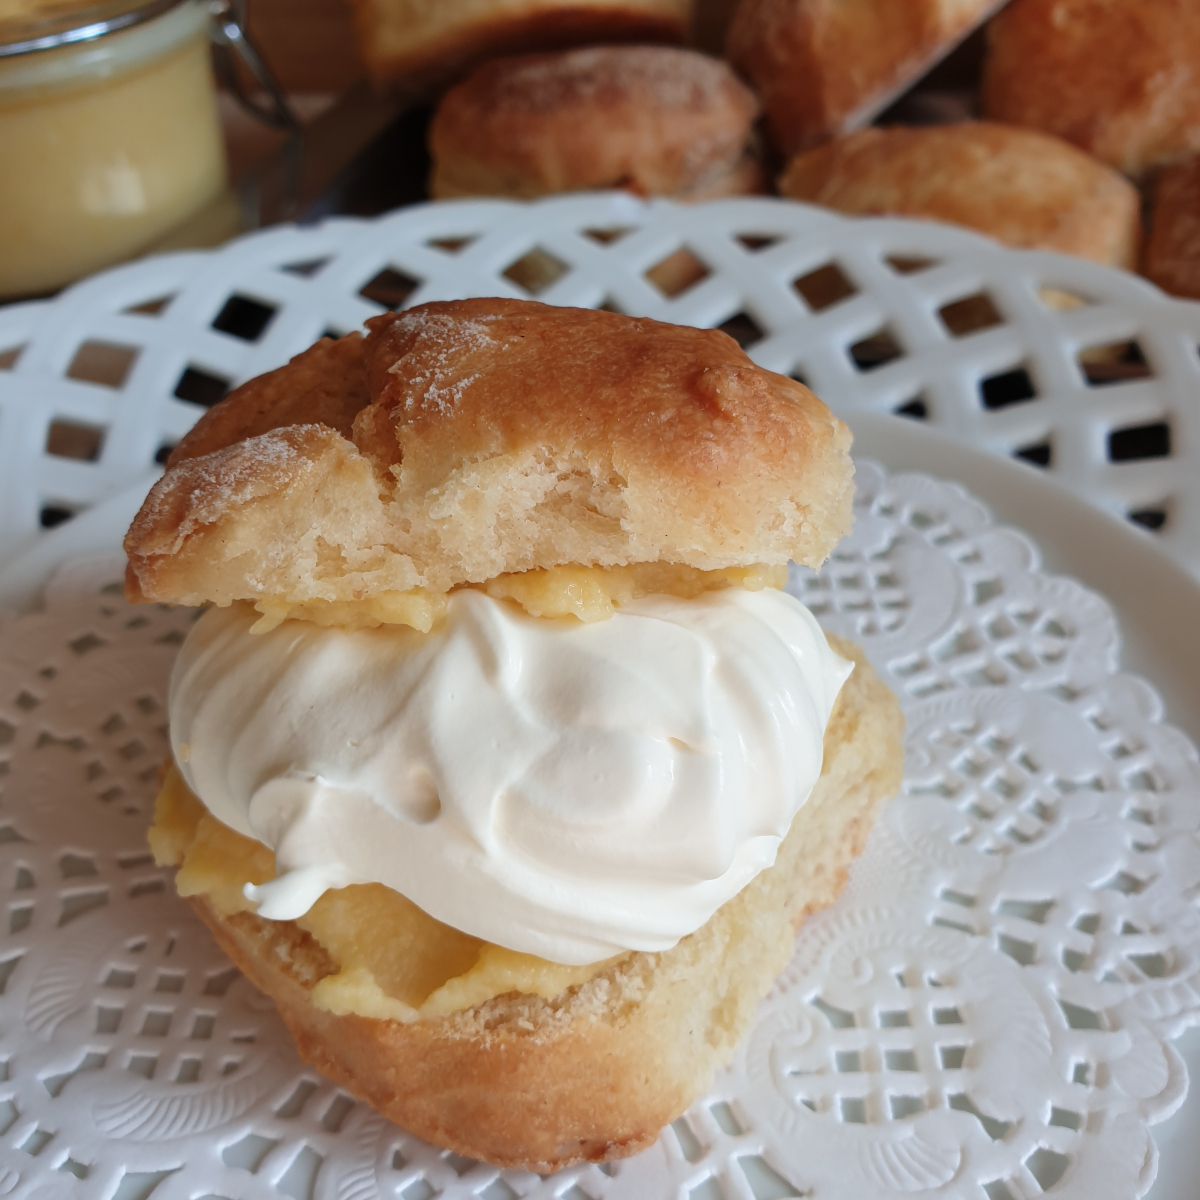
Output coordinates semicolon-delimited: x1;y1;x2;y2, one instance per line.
127;299;904;1171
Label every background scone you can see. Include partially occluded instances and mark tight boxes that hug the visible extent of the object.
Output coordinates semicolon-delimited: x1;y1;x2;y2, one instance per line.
1143;157;1200;302
129;299;901;1169
983;0;1200;180
429;45;764;201
779;121;1142;269
725;0;1003;157
344;0;691;92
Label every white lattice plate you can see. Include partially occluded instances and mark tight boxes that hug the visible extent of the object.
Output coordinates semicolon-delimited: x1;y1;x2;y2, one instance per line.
2;194;1200;579
3;195;1200;1200
1;418;1199;1200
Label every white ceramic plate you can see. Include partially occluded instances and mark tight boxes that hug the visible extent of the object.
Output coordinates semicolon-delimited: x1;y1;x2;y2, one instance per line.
3;195;1200;578
2;194;1200;1199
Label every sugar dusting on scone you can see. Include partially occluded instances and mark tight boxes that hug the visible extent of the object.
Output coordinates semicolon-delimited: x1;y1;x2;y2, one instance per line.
428;46;765;201
129;299;902;1172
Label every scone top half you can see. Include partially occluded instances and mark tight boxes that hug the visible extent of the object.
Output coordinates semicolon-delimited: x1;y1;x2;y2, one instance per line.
125;298;853;616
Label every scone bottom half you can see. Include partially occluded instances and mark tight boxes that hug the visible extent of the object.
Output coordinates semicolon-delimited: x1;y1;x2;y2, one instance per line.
150;640;903;1172
128;299;901;1171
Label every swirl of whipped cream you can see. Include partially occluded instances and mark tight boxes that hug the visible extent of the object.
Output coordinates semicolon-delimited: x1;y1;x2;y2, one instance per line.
169;588;852;965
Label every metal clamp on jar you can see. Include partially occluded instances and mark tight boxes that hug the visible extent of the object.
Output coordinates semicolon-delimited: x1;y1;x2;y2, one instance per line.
0;0;293;301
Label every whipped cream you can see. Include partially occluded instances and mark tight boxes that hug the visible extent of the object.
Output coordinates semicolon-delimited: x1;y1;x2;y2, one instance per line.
169;588;852;965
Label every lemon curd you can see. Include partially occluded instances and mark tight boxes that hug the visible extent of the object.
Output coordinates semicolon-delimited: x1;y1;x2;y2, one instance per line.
249;560;790;632
0;2;227;299
151;764;614;1022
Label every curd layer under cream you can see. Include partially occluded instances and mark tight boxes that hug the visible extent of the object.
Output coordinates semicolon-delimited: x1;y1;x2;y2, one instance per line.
248;561;789;632
169;587;851;965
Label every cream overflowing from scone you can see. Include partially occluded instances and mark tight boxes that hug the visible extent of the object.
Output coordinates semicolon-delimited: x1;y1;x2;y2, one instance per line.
169;587;851;965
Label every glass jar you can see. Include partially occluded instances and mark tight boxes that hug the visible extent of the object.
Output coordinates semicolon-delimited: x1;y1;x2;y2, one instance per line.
0;0;231;300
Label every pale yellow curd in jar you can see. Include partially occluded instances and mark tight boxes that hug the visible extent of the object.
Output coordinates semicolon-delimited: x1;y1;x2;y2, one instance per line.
0;2;228;299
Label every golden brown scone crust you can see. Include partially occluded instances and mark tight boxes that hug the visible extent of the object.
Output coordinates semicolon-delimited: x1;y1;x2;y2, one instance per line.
344;0;689;92
726;0;1000;157
1143;157;1200;300
983;0;1200;180
429;45;763;200
168;332;371;463
180;638;904;1171
779;121;1142;268
125;299;853;607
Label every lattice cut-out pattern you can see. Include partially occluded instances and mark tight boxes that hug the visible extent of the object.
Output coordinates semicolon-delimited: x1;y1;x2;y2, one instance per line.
1;196;1198;579
0;465;1197;1198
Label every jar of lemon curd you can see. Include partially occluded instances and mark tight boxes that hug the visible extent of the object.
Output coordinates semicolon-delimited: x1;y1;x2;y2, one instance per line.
0;0;230;299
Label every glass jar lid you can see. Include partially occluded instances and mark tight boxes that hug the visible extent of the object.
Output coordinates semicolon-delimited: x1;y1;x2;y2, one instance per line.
0;0;187;58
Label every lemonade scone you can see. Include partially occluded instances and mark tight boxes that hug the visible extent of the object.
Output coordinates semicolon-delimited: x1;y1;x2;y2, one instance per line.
127;299;903;1170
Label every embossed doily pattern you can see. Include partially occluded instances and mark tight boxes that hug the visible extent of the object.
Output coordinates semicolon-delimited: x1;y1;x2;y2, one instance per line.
0;465;1197;1200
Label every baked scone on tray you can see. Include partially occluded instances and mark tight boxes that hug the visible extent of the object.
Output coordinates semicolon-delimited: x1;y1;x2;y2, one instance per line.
126;299;904;1171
